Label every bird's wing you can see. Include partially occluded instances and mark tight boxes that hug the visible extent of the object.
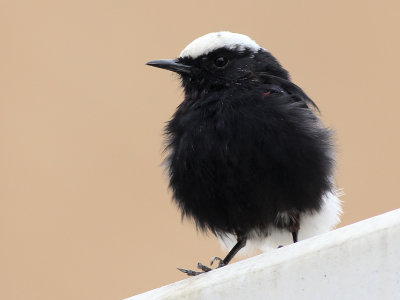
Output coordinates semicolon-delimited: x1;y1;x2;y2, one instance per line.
256;73;320;112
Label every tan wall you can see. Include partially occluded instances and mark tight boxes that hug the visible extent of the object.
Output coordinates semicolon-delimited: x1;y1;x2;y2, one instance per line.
1;1;399;299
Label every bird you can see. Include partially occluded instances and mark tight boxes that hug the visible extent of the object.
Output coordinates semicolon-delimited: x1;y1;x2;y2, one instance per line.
146;31;342;276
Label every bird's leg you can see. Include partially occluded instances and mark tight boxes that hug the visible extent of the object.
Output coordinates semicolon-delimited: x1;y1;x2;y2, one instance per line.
220;235;247;266
292;231;298;243
276;211;300;248
289;212;300;243
277;230;298;248
178;235;247;276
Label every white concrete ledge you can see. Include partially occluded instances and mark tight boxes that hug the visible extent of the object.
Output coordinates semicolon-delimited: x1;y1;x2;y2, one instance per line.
126;209;400;300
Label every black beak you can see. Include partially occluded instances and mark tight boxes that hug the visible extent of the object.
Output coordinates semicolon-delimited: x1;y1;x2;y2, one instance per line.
146;59;191;74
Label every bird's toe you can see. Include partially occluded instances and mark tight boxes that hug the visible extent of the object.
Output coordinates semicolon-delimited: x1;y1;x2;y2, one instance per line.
197;262;212;272
210;256;225;268
177;267;204;276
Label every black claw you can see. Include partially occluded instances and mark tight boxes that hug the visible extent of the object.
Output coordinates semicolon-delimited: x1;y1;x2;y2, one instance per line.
197;262;212;272
210;257;225;268
178;256;230;277
177;268;204;276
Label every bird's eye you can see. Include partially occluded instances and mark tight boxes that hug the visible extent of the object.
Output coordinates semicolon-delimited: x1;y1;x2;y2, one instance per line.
214;56;228;68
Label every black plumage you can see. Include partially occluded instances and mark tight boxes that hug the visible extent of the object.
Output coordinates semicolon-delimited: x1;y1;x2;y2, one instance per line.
147;32;337;275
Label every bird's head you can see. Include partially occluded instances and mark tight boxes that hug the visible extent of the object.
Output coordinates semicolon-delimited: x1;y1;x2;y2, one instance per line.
146;32;289;98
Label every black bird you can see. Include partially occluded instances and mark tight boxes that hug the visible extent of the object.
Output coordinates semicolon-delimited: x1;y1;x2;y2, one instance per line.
146;32;342;276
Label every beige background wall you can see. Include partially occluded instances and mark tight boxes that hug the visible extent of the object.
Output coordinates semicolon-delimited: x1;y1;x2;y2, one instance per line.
1;1;399;299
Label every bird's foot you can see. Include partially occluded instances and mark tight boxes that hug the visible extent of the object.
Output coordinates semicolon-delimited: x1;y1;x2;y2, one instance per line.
178;257;226;276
